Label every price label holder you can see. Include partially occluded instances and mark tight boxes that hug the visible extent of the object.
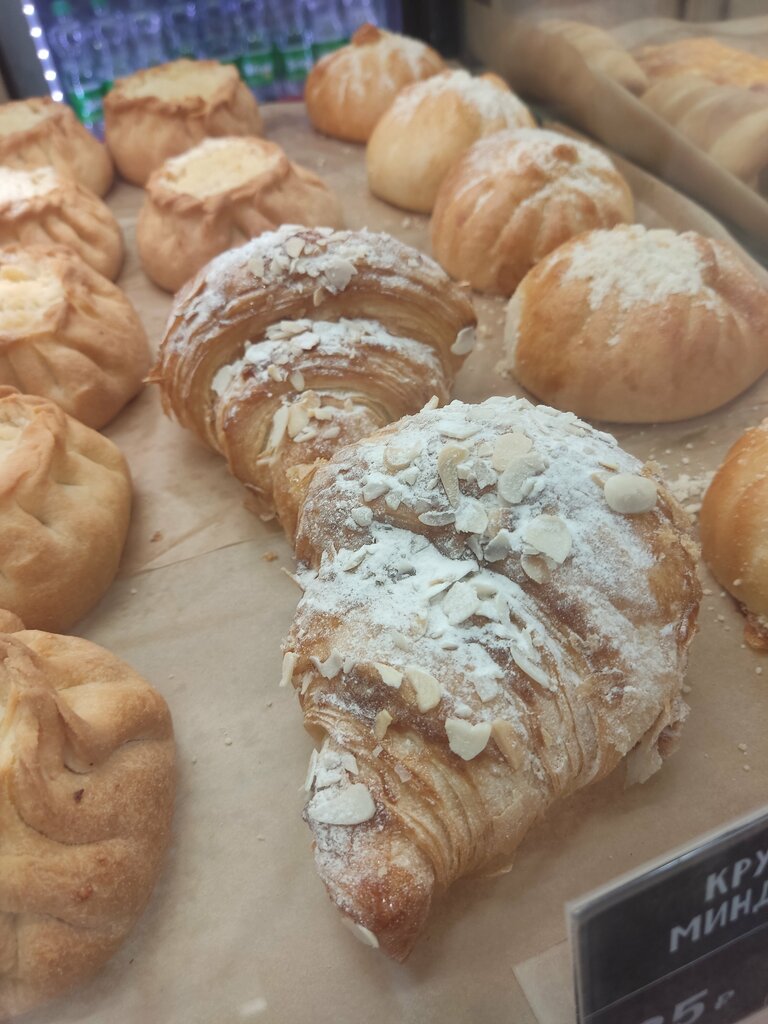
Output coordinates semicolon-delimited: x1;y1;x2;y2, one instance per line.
569;805;768;1024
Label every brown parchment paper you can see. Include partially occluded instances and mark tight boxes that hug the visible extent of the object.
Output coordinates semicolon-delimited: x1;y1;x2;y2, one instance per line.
21;105;768;1024
463;6;768;256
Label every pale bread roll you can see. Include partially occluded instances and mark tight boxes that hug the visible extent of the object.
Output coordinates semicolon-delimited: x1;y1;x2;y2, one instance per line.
366;69;535;213
305;23;444;143
137;136;342;292
634;37;768;91
431;128;633;295
0;96;113;196
539;20;648;94
502;225;768;423
104;59;263;185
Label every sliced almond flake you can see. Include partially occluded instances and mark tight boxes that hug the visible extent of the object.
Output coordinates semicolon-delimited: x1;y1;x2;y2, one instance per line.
418;509;456;527
287;403;310;439
362;479;390;501
312;407;334;421
281;567;305;590
492;432;533;471
421;395;440;411
384;439;421;471
351;506;374;527
310;651;344;679
211;363;236;397
400;466;419;486
521;554;550;583
248;254;266;278
283;235;305;258
307;783;375;825
438;421;481;441
323;257;357;291
442;581;480;625
484;530;514;562
313;286;325;306
372;745;383;758
497;453;545;504
604;474;658;514
341;917;379;949
437;445;468;508
374;709;393;740
385;492;402;511
451;326;476;355
340;752;358;775
453;701;472;719
404;665;442;712
474;673;501;702
293;426;319;444
303;748;319;792
373;663;403;689
455;498;488;535
473;459;498;490
466;535;484;560
394;763;412;782
267;363;286;383
391;631;411;653
300;672;312;695
445;719;492;760
279;651;296;688
511;647;552;689
491;719;525;770
289;371;306;391
522;515;572;564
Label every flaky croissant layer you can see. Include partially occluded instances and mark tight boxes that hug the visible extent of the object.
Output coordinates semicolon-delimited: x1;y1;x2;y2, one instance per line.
284;396;700;960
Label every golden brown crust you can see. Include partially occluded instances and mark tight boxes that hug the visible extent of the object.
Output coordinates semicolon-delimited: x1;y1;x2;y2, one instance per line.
539;20;648;94
137;136;342;292
0;628;175;1017
366;70;536;213
700;419;768;648
104;59;264;185
431;128;634;296
152;225;476;536
0;97;113;197
0;245;150;427
285;396;700;959
634;37;768;92
504;225;768;423
0;168;123;281
0;388;131;632
305;24;444;143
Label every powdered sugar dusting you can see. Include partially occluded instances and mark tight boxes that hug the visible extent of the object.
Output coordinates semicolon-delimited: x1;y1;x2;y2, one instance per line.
390;69;532;127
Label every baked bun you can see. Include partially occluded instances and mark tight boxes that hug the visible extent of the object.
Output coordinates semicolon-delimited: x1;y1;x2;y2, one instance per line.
0;388;131;631
431;128;633;295
366;70;536;213
0;96;113;196
700;419;768;648
305;23;444;143
0;245;150;427
286;395;700;959
0;625;175;1017
0;166;123;280
634;37;768;92
104;59;263;186
502;225;768;423
540;20;648;94
137;136;343;292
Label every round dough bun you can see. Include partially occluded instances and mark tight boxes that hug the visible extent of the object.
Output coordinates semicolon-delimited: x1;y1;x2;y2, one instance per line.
104;59;264;186
0;96;113;197
0;622;175;1018
431;128;634;295
0;388;131;631
366;69;536;213
0;245;150;427
0;166;123;280
504;225;768;423
700;419;768;649
137;135;343;292
305;22;444;143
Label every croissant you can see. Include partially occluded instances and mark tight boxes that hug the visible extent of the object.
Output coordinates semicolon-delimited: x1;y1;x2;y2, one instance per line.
152;225;476;537
0;619;175;1017
283;395;700;959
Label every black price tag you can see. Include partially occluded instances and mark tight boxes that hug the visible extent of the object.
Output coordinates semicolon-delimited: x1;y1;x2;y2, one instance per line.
569;806;768;1024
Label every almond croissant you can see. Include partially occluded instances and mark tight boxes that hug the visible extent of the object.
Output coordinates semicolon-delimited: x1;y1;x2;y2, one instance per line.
153;225;476;538
283;396;700;960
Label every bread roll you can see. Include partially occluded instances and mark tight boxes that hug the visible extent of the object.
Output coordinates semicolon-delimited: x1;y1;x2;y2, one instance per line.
700;419;768;649
285;395;700;959
0;623;175;1017
305;23;444;142
431;128;633;295
634;37;768;91
0;96;113;196
502;225;768;423
366;70;535;213
0;166;123;280
137;136;342;292
539;20;648;94
0;245;150;427
0;388;131;631
104;59;263;185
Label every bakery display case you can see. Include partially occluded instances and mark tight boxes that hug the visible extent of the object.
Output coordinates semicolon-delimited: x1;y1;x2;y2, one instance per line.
1;2;768;1023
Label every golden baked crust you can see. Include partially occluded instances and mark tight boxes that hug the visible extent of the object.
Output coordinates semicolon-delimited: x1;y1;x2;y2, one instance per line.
0;166;123;280
504;225;768;423
431;128;634;295
366;70;536;213
152;225;476;537
104;59;264;186
137;136;343;292
0;625;175;1017
0;245;150;427
634;37;768;91
285;396;700;959
540;20;648;94
0;97;113;197
700;419;768;648
305;23;444;143
0;388;131;631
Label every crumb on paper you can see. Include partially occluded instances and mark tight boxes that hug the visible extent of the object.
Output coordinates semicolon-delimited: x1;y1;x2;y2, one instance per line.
150;530;163;543
738;743;748;752
130;588;137;595
262;550;279;562
224;735;233;746
239;996;268;1019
